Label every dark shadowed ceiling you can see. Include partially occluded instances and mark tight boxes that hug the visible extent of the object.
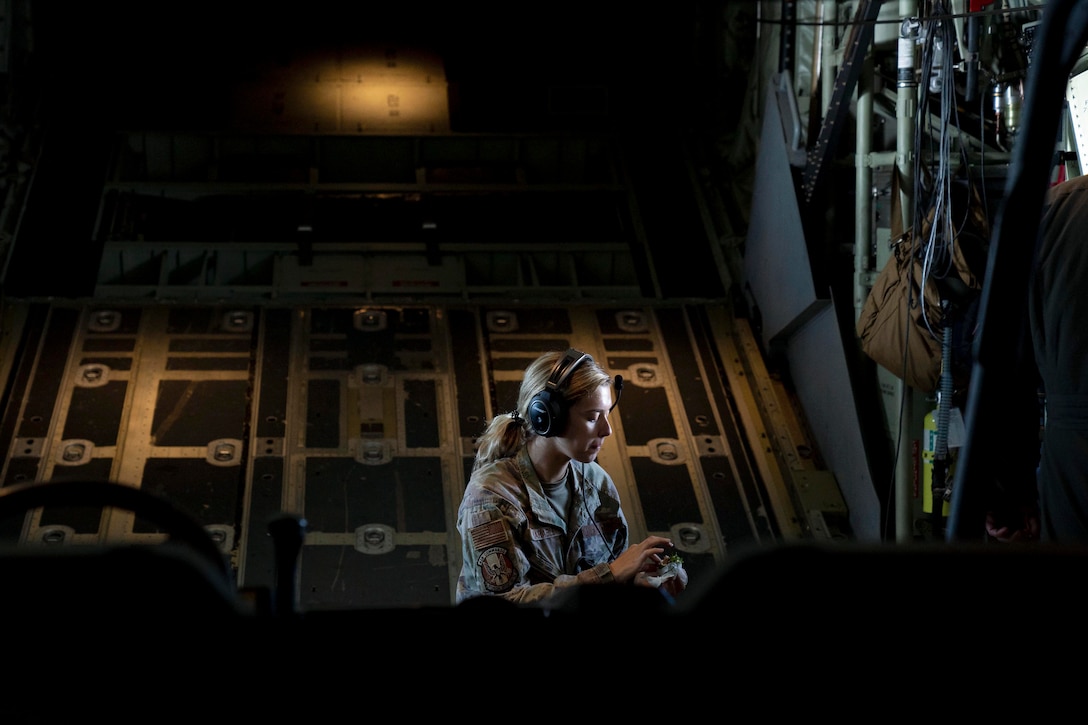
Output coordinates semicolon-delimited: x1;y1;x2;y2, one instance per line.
3;2;755;301
31;1;736;135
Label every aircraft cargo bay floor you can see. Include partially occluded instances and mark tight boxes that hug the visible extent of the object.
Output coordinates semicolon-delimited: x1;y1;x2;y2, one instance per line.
0;299;845;610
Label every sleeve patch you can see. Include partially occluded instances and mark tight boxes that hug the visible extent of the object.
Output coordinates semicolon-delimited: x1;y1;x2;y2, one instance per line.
477;546;516;593
470;519;507;550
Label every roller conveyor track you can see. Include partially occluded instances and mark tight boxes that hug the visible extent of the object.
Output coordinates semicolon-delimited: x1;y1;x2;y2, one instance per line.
0;298;845;609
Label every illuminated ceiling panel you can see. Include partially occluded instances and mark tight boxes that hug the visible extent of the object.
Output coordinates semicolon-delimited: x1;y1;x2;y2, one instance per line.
230;46;449;134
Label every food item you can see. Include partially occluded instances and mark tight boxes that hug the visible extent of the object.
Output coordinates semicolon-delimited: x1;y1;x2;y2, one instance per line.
646;552;687;589
661;553;683;569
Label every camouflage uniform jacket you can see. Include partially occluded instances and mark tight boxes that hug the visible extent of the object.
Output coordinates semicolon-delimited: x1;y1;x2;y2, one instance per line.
455;445;629;604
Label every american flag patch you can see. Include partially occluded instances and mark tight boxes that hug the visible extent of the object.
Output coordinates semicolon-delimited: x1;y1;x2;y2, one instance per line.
470;519;507;550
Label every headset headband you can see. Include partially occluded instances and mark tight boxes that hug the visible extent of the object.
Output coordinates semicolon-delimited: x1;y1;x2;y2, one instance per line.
546;348;589;392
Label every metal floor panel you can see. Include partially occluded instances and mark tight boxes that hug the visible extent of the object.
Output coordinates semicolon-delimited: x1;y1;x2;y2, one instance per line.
0;300;843;609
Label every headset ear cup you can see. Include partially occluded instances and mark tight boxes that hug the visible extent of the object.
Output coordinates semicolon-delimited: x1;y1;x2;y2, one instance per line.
529;348;585;437
528;389;564;437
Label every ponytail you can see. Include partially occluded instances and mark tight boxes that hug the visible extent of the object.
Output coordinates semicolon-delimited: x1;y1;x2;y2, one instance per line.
471;410;528;471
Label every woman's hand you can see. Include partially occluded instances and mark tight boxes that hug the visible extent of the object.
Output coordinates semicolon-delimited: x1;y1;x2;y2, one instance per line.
609;535;672;584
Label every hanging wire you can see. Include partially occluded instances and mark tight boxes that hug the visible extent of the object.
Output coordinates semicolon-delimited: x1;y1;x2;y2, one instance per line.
913;0;978;341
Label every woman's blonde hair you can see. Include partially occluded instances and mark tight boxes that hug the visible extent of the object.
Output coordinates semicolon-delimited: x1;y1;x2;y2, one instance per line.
472;349;613;470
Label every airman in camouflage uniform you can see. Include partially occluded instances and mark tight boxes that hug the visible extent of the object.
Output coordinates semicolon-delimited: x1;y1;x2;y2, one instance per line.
456;446;626;604
454;348;677;605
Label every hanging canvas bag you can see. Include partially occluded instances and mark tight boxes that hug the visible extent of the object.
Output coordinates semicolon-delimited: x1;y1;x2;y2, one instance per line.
855;169;989;392
856;232;945;391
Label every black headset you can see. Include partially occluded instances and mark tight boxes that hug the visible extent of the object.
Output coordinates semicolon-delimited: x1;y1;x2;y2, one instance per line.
527;349;588;437
526;348;623;437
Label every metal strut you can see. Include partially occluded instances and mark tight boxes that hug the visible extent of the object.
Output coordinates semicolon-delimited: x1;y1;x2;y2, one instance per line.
800;0;887;206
